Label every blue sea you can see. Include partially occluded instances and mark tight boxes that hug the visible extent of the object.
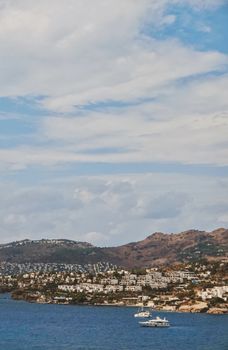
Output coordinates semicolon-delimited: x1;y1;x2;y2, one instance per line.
0;294;227;350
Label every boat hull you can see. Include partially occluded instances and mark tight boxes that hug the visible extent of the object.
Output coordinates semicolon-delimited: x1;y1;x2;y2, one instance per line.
134;313;150;318
139;316;170;327
140;322;170;328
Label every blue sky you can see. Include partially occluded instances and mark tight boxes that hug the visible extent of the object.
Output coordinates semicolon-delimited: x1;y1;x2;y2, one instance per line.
0;0;228;245
145;3;228;53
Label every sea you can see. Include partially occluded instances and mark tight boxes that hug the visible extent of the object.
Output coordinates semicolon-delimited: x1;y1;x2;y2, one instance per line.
0;294;227;350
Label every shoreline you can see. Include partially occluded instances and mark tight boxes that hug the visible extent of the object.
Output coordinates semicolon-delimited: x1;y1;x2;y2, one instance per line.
3;293;227;315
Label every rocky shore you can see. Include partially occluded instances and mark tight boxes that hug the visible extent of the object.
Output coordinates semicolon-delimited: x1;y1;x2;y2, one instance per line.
177;302;227;314
10;291;228;314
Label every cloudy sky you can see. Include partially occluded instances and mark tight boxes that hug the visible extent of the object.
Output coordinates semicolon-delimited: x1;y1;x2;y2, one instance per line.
0;0;228;246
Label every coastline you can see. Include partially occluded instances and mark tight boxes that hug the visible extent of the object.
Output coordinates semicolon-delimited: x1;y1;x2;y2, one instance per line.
5;292;227;315
2;259;227;316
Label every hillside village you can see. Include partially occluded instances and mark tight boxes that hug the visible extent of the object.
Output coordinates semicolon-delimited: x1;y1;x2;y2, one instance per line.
0;261;116;276
1;260;227;314
0;232;227;314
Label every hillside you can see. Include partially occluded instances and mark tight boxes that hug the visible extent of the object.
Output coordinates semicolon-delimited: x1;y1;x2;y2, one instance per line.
104;228;228;267
0;229;227;268
0;239;98;264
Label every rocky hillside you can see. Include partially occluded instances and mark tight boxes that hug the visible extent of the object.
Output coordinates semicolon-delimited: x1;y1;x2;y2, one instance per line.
0;229;227;267
104;228;228;267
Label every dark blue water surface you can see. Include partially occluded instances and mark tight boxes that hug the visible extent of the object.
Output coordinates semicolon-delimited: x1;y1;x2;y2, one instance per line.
0;294;227;350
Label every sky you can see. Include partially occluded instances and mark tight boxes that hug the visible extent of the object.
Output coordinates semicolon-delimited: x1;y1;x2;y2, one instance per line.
0;0;228;246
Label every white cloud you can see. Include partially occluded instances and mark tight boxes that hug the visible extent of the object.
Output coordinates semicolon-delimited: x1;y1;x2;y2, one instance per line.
219;214;228;223
0;173;227;245
84;231;108;245
197;24;211;33
183;0;226;9
0;0;226;169
0;73;228;169
0;0;161;100
0;0;227;245
0;0;226;112
136;192;189;219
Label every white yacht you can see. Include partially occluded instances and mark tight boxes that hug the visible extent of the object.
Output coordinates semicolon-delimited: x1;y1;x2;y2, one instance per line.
139;316;170;327
134;307;151;318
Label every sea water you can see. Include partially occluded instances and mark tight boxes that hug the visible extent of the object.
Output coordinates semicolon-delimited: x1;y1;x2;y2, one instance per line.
0;294;227;350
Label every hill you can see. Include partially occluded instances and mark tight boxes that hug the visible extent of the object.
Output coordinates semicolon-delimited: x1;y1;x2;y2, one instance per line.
0;229;227;268
104;228;228;267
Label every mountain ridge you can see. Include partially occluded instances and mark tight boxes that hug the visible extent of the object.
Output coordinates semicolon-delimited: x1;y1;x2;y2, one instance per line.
0;238;93;249
0;228;227;267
